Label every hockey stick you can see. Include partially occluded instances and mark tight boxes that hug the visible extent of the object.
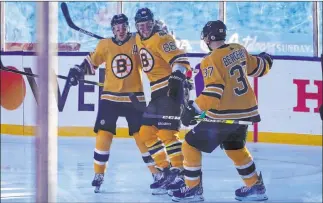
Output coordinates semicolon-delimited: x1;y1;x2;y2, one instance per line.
144;112;254;125
128;93;253;125
61;2;104;40
0;59;103;87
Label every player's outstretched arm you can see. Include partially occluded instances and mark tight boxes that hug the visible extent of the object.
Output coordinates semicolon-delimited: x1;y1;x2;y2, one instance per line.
246;51;273;78
67;40;105;86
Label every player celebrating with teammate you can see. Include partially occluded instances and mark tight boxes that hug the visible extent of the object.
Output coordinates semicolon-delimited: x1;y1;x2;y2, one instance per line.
134;8;191;195
171;20;273;202
67;14;158;193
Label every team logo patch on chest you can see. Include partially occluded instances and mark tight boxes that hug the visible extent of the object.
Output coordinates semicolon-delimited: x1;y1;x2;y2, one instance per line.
139;48;154;72
111;54;133;79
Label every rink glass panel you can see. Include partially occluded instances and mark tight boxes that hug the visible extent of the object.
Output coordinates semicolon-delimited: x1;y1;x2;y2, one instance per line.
4;2;118;51
226;2;314;56
3;2;321;54
57;2;119;51
122;1;219;53
5;2;36;43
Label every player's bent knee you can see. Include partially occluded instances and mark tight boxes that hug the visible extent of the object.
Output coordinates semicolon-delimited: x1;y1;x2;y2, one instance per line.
182;141;201;163
139;125;158;142
157;129;179;142
221;141;245;150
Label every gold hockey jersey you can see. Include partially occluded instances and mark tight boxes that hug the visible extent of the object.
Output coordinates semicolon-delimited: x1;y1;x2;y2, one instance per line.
136;31;190;98
87;34;145;102
195;43;271;122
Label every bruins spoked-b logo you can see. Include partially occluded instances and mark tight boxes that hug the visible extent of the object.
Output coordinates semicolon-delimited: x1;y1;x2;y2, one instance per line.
111;54;133;79
139;48;154;72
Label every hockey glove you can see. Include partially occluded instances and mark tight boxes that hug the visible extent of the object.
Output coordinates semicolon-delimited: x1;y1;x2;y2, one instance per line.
319;104;323;121
68;64;85;86
181;100;199;127
168;70;186;100
259;52;273;68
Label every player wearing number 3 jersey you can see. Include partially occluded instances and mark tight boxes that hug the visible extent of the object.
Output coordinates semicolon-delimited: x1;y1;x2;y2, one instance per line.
171;20;273;202
134;8;191;195
67;14;158;193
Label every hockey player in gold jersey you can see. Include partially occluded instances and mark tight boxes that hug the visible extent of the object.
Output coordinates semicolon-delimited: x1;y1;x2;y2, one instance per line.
171;20;273;202
67;14;158;193
134;8;191;195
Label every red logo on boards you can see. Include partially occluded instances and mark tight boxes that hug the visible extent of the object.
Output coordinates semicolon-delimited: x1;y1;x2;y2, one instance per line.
293;79;322;113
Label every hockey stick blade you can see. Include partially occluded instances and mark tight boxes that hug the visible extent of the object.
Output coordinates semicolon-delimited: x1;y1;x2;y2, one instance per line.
0;63;103;87
61;2;104;40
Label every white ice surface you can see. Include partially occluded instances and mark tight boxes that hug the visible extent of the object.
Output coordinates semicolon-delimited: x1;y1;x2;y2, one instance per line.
1;134;322;202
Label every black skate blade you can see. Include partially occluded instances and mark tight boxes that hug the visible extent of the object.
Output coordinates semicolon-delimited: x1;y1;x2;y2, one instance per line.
151;188;168;195
172;195;204;202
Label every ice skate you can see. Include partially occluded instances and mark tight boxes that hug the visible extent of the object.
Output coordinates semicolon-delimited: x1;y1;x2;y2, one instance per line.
235;172;268;201
91;173;104;193
150;167;170;195
166;167;185;196
171;181;204;202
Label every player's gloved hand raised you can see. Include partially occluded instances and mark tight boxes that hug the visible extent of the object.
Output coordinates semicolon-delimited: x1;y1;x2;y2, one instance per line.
168;70;186;100
181;100;199;127
259;52;273;68
68;65;85;86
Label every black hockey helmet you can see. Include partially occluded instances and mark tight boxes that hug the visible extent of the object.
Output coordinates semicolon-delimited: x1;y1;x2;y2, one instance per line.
135;7;154;24
201;20;226;42
111;14;129;27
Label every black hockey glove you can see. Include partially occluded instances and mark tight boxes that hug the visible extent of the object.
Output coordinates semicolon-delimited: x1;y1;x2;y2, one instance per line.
168;70;186;100
319;104;323;121
181;100;199;127
67;64;85;86
259;52;273;68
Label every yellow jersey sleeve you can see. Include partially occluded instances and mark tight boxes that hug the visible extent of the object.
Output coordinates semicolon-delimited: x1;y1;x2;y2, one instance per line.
244;48;270;77
156;33;190;70
195;57;225;112
88;39;108;68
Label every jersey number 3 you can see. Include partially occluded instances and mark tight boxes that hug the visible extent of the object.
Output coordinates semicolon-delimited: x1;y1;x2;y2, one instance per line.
229;61;248;96
203;66;213;78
